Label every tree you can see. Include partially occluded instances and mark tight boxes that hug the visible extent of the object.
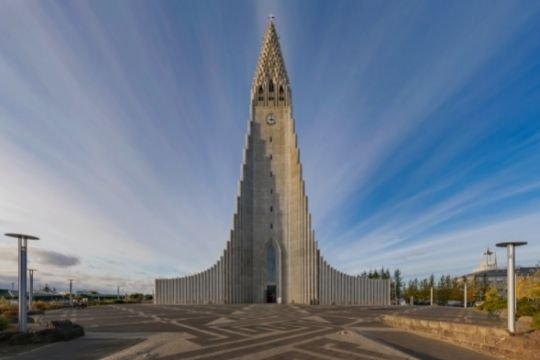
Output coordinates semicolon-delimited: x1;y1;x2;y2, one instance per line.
518;269;540;301
465;279;477;304
517;275;532;300
533;270;540;299
437;275;449;304
128;293;144;302
404;278;420;302
445;275;452;289
393;269;402;300
419;278;430;301
479;272;489;301
449;278;461;301
380;267;391;279
481;287;506;313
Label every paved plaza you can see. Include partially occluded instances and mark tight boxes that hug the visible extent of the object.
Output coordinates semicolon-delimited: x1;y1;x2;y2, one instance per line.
5;304;500;360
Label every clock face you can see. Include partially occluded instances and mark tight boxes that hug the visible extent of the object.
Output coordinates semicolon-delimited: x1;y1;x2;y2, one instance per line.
266;114;276;125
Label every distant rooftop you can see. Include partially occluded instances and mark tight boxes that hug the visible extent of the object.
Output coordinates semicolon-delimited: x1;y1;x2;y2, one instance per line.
472;247;498;273
465;266;538;278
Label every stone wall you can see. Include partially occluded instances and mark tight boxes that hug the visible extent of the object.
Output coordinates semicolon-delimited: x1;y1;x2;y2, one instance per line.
383;315;540;360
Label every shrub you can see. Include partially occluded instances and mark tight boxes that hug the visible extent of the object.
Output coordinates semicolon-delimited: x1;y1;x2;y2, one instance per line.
480;287;506;313
1;308;17;317
532;313;540;330
517;299;540;317
33;301;48;311
0;298;17;317
0;315;9;331
32;301;63;311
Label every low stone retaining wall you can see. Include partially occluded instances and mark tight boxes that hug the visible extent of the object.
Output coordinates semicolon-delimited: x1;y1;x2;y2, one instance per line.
383;315;540;360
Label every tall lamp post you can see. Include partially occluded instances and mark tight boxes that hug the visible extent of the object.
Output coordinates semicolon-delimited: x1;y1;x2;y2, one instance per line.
5;233;40;332
496;241;527;334
28;268;37;311
462;276;468;309
69;279;73;306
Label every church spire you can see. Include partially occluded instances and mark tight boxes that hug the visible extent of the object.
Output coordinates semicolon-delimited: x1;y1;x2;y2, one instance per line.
252;17;290;106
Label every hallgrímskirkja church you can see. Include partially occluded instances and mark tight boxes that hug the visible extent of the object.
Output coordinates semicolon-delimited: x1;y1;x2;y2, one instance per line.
155;20;390;305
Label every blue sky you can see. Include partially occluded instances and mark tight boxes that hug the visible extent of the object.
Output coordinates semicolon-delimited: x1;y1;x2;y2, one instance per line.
1;1;539;293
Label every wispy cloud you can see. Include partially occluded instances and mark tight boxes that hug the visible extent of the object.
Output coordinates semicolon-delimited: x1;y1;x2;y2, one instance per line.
31;249;80;268
300;2;538;224
342;210;540;279
0;246;79;268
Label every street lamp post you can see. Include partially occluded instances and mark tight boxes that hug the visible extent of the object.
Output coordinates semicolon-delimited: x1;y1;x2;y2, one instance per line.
5;233;40;333
462;276;468;309
28;269;37;311
464;281;468;309
496;241;527;334
69;279;73;306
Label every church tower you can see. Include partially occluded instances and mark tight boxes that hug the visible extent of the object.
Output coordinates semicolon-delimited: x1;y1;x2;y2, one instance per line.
217;18;318;304
244;18;318;304
155;19;390;306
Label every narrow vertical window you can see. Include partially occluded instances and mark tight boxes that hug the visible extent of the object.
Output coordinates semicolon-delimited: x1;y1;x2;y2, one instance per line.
268;80;275;101
258;85;264;102
267;242;276;283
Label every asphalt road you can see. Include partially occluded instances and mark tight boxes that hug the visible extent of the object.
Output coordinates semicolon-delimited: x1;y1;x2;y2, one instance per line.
4;304;499;360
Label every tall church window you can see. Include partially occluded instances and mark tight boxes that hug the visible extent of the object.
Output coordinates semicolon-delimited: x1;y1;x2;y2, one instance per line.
267;243;276;284
258;85;264;102
279;86;285;101
268;80;274;101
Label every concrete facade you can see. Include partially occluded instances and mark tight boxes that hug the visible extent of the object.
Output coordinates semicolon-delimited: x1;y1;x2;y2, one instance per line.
155;21;390;305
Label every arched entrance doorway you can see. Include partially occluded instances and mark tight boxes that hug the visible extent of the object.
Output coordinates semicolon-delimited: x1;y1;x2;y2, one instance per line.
265;241;280;303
